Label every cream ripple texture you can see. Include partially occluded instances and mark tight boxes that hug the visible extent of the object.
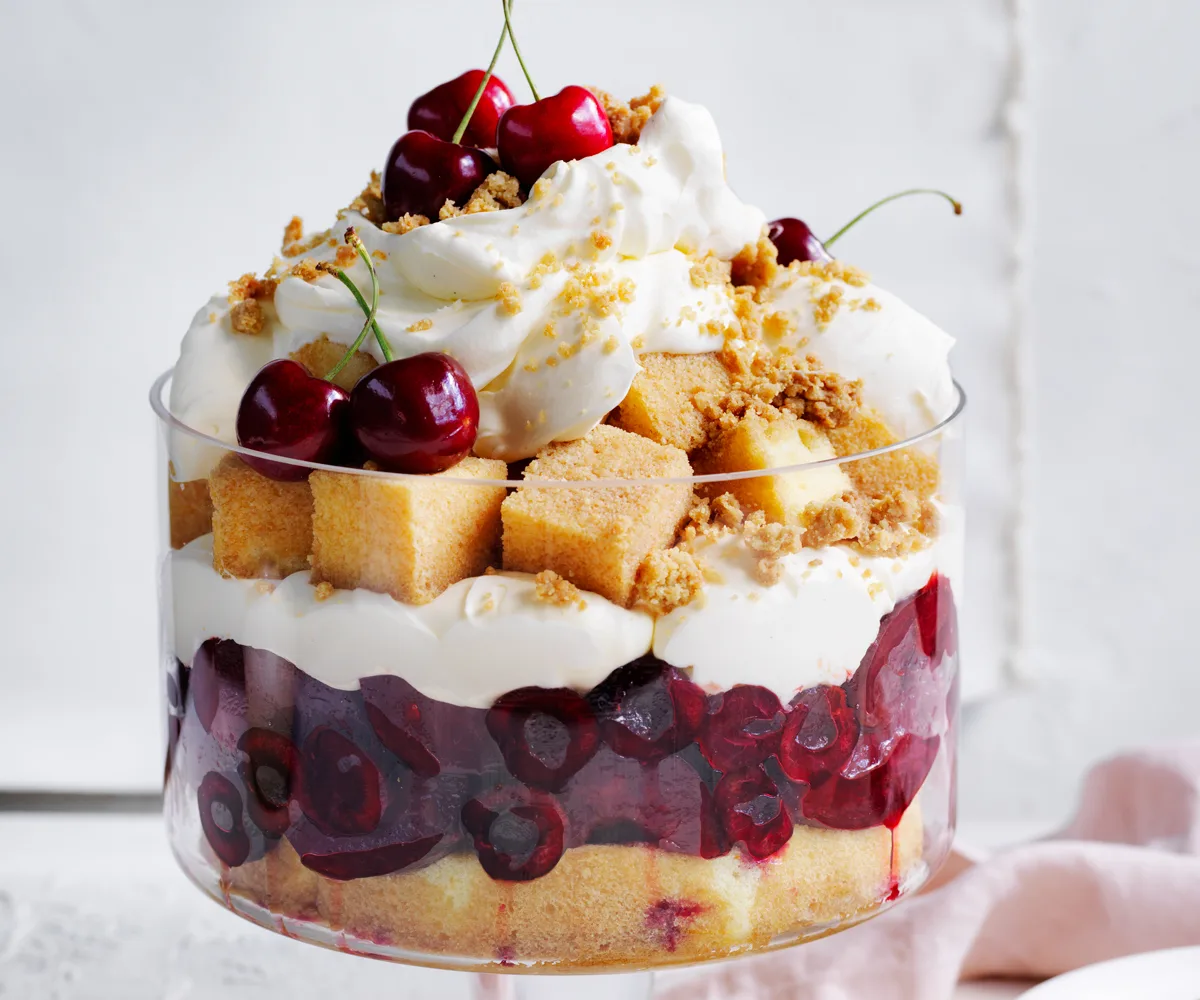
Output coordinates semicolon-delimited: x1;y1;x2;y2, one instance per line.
167;95;954;481
170;508;959;709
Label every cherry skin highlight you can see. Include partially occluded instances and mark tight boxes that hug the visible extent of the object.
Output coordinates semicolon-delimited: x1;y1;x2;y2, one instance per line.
236;360;350;481
408;70;515;148
382;130;496;222
349;353;479;474
497;86;613;188
767;217;832;266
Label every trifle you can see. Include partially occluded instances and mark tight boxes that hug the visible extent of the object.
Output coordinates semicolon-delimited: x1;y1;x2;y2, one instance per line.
154;40;964;973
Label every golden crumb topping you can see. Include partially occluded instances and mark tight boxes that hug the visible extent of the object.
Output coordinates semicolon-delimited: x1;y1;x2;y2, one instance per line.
313;581;335;602
731;234;781;290
282;216;304;247
590;85;666;144
534;569;587;610
497;281;522;315
342;171;386;226
690;251;732;288
230;299;267;336
382;213;430;235
632;547;705;615
227;272;278;304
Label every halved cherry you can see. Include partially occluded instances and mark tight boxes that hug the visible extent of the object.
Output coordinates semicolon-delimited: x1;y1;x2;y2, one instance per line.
697;685;785;773
461;788;565;881
238;728;297;837
190;639;245;735
298;833;444;881
295;726;382;837
714;767;793;860
197;771;251;867
914;573;958;667
801;733;940;831
777;685;859;786
486;687;600;791
589;657;706;763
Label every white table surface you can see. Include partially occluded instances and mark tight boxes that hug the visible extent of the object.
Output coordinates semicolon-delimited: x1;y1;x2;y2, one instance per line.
0;813;1040;998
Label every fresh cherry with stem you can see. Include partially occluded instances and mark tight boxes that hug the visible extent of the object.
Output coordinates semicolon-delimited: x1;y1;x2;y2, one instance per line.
768;188;962;266
408;70;515;149
494;0;613;187
235;230;382;481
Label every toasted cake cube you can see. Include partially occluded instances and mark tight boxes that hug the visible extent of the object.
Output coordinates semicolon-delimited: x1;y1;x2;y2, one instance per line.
611;352;731;452
825;408;939;500
502;425;693;606
291;334;378;392
693;411;851;524
310;457;507;605
168;476;213;550
209;455;313;578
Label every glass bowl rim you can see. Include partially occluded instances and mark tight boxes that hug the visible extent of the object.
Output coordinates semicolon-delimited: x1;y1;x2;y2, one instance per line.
150;368;966;489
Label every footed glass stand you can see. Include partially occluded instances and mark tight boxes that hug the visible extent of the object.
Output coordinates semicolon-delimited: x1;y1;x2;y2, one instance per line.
475;971;654;999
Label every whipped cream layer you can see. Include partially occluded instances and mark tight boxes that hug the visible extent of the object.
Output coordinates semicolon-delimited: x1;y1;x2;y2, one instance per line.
763;272;956;441
171;509;959;708
170;97;765;480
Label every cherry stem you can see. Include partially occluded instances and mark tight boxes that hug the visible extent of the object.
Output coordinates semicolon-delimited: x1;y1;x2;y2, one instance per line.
823;189;963;248
451;10;511;145
501;0;538;101
325;228;392;379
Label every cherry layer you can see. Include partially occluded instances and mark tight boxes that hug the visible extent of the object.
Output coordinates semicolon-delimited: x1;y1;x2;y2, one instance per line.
408;70;515;149
349;354;479;474
179;575;955;879
497;86;613;188
236;360;350;481
767;217;832;266
382;130;495;222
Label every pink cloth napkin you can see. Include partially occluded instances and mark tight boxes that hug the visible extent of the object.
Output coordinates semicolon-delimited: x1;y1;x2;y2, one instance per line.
658;743;1200;999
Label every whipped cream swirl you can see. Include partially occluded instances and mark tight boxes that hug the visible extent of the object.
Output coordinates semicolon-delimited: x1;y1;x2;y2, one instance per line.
169;97;764;480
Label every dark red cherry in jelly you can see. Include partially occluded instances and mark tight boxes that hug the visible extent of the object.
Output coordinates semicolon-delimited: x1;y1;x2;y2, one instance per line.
497;86;614;188
382;130;495;222
461;789;566;881
588;658;707;763
190;639;245;735
238;728;297;837
350;353;479;474
714;767;793;860
777;685;859;786
486;687;600;791
767;217;832;266
295;726;382;837
914;573;958;667
236;359;350;481
198;771;251;867
408;70;515;149
362;675;490;778
801;733;940;831
698;685;785;772
298;833;444;881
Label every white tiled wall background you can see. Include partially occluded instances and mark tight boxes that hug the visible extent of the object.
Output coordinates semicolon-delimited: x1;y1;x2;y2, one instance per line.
0;0;1196;823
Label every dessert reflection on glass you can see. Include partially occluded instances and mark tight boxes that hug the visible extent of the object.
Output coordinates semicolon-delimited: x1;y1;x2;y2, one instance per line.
155;47;964;972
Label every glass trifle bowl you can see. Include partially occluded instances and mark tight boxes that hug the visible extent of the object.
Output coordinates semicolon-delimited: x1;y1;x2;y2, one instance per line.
153;370;964;978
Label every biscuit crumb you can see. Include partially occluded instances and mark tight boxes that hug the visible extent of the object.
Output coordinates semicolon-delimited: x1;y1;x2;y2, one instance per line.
282;216;303;247
255;581;276;595
497;281;522;315
590;85;666;144
342;171;386;226
731;234;781;289
407;318;434;333
479;592;496;613
227;272;278;304
632;547;706;615
382;213;430;235
534;569;587;610
314;581;335;602
230;298;267;335
591;230;613;251
690;252;732;288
